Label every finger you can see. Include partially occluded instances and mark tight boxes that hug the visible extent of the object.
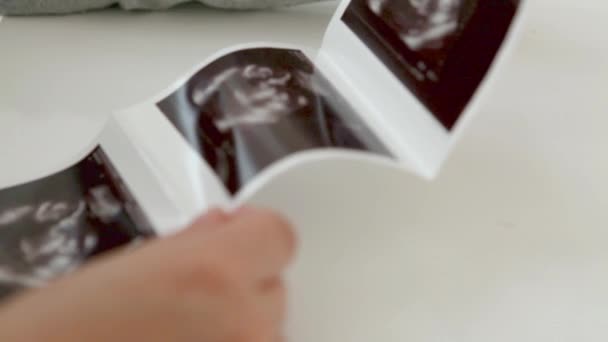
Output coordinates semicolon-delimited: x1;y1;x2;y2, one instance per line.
258;277;287;326
251;277;287;341
213;207;297;282
194;208;232;226
177;208;232;238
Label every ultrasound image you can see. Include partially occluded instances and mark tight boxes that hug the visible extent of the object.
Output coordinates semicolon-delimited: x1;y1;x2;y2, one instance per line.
158;48;390;194
369;0;464;55
343;0;520;129
0;148;153;301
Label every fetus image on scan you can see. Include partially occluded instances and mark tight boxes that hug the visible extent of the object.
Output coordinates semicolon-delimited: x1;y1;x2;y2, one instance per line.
0;199;97;289
0;149;148;300
361;0;471;82
191;63;314;132
343;0;519;129
158;48;389;194
367;0;463;51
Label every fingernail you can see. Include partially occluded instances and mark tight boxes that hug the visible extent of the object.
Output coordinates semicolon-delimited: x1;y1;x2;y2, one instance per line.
231;205;258;217
196;207;230;224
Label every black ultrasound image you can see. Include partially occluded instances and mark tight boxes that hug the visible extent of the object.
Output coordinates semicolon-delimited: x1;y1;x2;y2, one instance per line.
158;48;390;194
343;0;520;129
0;148;153;301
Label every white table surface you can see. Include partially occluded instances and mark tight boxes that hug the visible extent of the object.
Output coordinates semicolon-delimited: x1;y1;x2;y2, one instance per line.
1;1;608;341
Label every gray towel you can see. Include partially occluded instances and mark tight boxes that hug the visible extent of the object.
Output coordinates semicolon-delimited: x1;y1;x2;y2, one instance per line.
0;0;320;15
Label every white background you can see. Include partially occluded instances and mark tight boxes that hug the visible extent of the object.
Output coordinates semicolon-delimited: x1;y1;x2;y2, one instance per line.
1;1;607;341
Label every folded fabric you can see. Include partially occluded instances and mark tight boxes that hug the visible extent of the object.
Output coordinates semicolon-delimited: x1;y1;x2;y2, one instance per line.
0;0;320;15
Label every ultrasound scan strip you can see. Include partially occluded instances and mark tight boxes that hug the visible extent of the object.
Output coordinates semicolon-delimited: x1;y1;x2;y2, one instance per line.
0;147;153;301
343;0;520;129
157;48;391;195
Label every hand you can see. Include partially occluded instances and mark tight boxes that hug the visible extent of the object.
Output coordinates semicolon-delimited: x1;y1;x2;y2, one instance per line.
0;207;296;342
